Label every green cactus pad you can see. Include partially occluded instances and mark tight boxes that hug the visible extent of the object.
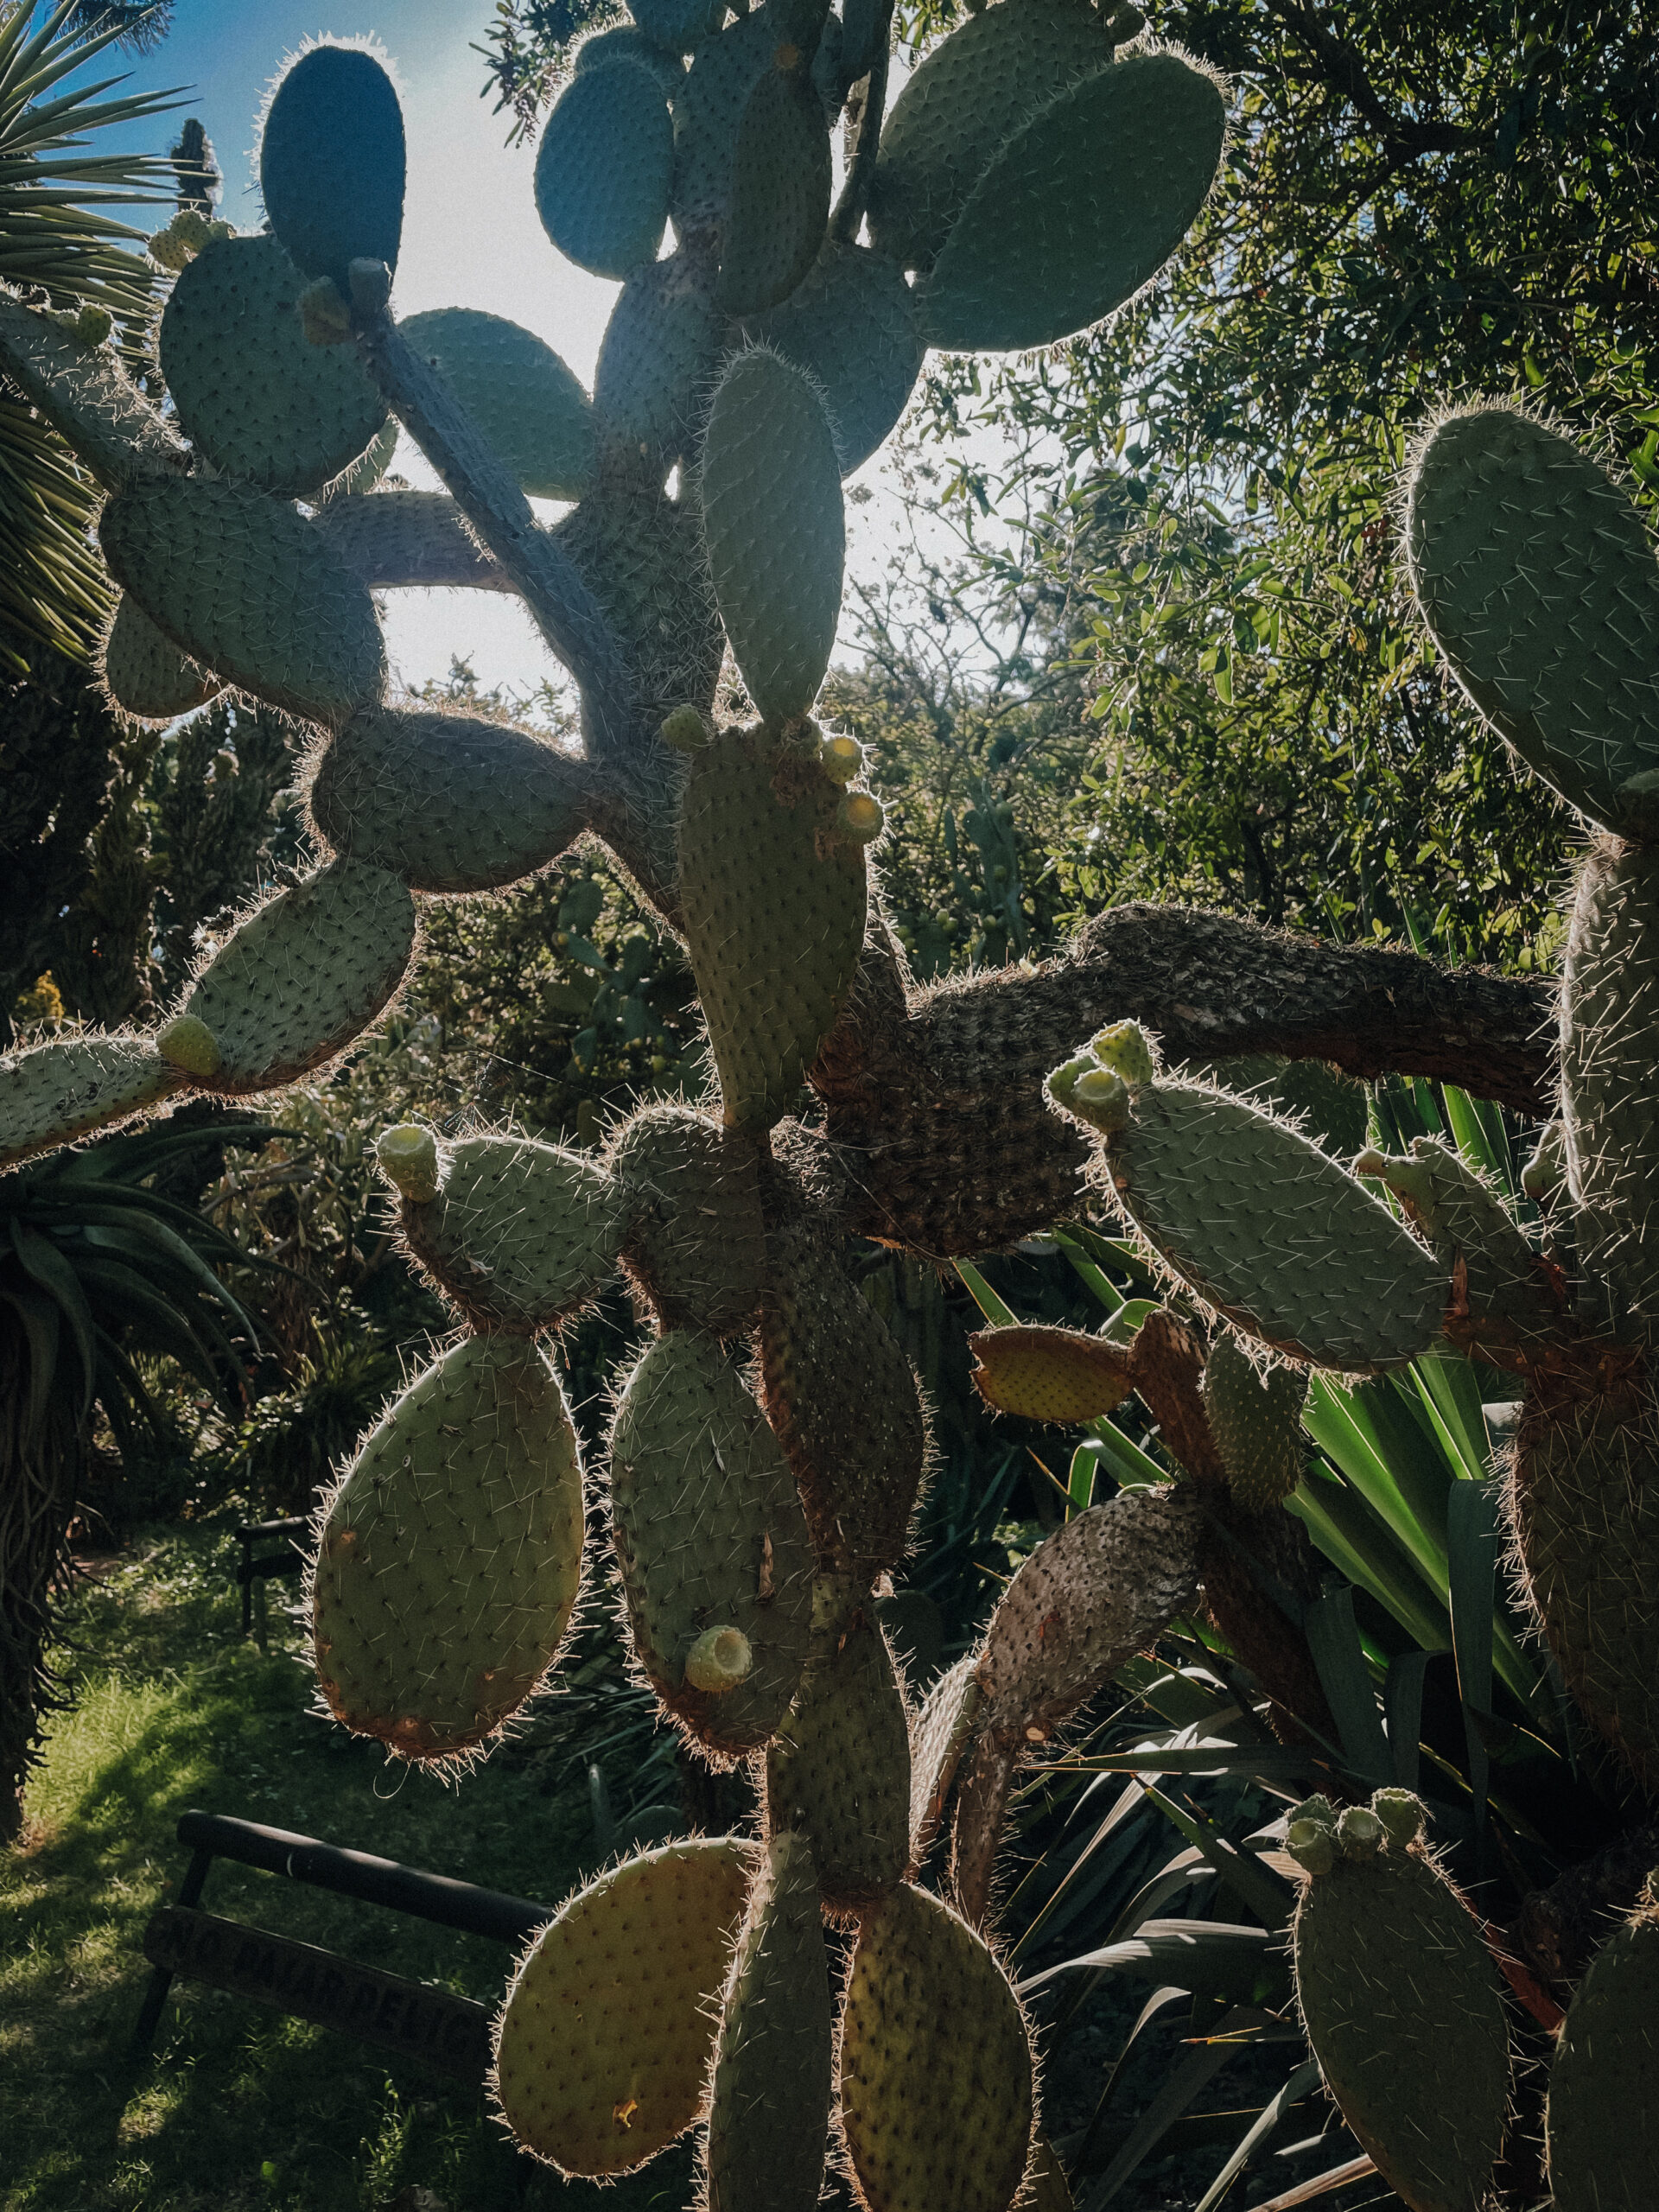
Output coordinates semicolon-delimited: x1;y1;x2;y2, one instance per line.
99;479;387;728
159;234;388;497
260;44;406;296
1560;840;1659;1338
1292;1815;1510;2212
181;859;415;1095
703;1831;833;2212
1199;1333;1307;1511
399;1132;627;1332
670;8;778;230
535;61;673;279
608;1329;814;1758
397;309;594;501
578;24;687;86
908;1649;983;1865
318;414;399;501
676;724;868;1129
760;1211;927;1574
918;49;1227;353
552;479;723;718
1085;1077;1448;1370
308;706;590;893
764;1578;912;1909
966;1322;1134;1424
1510;1385;1659;1793
716;57;831;315
1546;1886;1659;2210
868;0;1116;272
310;1333;585;1760
314;486;501;590
605;1104;767;1335
591;250;723;469
840;1882;1034;2212
492;1837;754;2176
99;594;220;726
0;295;181;491
0;1035;181;1170
702;349;844;721
1407;407;1659;830
745;241;924;475
632;0;728;48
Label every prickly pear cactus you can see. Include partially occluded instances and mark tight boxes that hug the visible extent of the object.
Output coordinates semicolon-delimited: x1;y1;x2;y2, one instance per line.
0;7;1245;2201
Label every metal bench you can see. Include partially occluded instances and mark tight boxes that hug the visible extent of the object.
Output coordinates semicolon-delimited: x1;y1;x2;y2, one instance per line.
233;1517;308;1647
131;1809;552;2085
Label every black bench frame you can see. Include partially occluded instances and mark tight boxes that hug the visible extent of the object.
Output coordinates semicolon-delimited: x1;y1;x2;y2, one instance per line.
233;1518;308;1647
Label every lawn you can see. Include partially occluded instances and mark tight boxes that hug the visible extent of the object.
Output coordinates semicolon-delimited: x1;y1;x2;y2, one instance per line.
0;1522;697;2212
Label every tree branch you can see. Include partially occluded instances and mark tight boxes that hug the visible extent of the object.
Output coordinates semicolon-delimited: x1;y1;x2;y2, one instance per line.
1262;1;1474;157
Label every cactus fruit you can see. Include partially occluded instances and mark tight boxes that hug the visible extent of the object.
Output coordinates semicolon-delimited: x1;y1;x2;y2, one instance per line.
763;1577;912;1909
159;232;389;496
308;706;592;893
398;309;594;500
967;1321;1135;1424
377;1122;440;1204
1407;406;1659;831
98;479;388;727
0;1035;181;1170
492;1837;756;2176
677;723;868;1128
745;240;925;475
155;1014;221;1079
1288;1789;1510;2212
760;1211;928;1574
99;594;220;725
909;1650;983;1864
608;1329;814;1757
701;348;844;722
839;1881;1034;2212
1050;1030;1447;1371
180;859;416;1094
604;1104;767;1335
310;1332;586;1759
1199;1332;1307;1511
393;1131;628;1332
536;61;675;279
702;1832;834;2212
259;43;406;297
1545;1872;1659;2210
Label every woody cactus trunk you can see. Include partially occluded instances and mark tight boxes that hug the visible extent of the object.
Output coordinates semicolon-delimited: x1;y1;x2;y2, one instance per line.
0;5;1635;2206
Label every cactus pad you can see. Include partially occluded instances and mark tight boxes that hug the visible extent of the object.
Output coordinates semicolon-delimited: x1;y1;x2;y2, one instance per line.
608;1329;814;1758
1546;1881;1659;2211
159;233;388;497
552;478;722;717
308;706;590;893
1407;406;1659;830
535;61;674;279
492;1837;755;2176
746;240;924;475
99;594;219;725
840;1881;1034;2212
670;7;777;230
716;57;831;315
760;1211;927;1573
702;348;844;721
919;50;1227;353
631;0;728;52
398;309;594;500
764;1577;912;1909
182;859;416;1094
605;1104;767;1335
0;1035;181;1170
0;294;181;491
592;250;724;470
868;0;1115;273
260;44;406;296
1199;1332;1307;1511
703;1831;833;2212
967;1322;1135;1424
1291;1796;1510;2212
398;1132;627;1332
99;479;387;728
677;723;868;1129
310;1333;585;1759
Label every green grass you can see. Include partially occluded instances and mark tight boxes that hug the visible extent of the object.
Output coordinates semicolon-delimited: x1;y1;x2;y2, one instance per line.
0;1524;698;2212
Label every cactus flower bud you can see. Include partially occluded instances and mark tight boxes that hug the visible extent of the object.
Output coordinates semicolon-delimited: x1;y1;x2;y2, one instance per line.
658;703;708;753
837;791;884;844
1370;1789;1427;1850
1089;1020;1156;1086
378;1122;442;1204
820;734;863;785
684;1624;754;1694
156;1013;221;1078
1337;1806;1384;1859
